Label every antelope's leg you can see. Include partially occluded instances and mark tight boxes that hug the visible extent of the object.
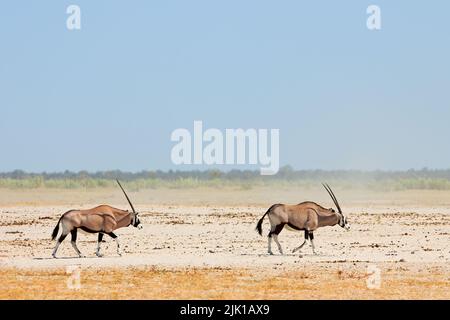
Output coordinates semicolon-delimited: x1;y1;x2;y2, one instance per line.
292;230;308;253
267;223;276;255
267;234;273;255
70;229;84;258
108;232;122;256
273;234;283;255
309;232;317;255
96;233;104;257
272;224;285;255
52;233;68;258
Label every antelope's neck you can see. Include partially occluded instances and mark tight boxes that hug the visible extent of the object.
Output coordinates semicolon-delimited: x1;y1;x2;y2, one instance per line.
115;211;132;228
334;212;341;226
318;212;340;227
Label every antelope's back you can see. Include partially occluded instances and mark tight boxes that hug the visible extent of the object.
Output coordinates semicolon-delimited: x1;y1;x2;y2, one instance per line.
87;205;129;215
284;202;321;230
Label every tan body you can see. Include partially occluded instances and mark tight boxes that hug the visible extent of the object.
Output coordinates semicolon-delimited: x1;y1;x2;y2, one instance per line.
256;184;350;255
51;180;142;258
51;205;137;258
269;202;339;232
61;205;134;234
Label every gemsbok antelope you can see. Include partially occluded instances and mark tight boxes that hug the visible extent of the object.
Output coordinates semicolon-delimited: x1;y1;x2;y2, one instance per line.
256;184;350;255
51;180;142;258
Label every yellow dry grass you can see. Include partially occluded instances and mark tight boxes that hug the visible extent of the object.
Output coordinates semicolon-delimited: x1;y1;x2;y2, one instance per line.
1;265;448;300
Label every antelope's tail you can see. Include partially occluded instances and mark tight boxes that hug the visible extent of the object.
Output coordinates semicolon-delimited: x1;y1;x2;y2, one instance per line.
256;205;275;236
51;216;63;240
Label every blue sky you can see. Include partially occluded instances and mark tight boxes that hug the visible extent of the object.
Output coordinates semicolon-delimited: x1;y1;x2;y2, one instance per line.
0;1;449;172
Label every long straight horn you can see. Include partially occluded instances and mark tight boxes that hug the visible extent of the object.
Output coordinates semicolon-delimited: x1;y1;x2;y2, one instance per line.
322;183;342;214
326;183;343;214
116;179;136;213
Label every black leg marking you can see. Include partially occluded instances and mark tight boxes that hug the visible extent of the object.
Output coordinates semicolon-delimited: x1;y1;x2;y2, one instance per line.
108;232;122;256
70;229;83;257
71;229;78;242
108;232;117;239
309;232;314;240
304;230;309;240
58;234;67;243
271;224;285;236
96;233;104;257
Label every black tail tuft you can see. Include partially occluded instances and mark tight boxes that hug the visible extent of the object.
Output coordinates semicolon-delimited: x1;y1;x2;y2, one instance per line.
51;216;62;240
256;207;273;236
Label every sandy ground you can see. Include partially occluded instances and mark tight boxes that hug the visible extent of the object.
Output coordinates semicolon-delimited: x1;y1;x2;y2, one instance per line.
0;187;449;299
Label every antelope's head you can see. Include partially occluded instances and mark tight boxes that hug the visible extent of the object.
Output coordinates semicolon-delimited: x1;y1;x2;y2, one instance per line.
131;212;143;229
323;183;350;231
117;179;143;230
339;214;350;231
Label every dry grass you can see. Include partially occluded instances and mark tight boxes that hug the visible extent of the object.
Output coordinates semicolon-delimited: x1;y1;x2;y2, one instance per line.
1;264;449;300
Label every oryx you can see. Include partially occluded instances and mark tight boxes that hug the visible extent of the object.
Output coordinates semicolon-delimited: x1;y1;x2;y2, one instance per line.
51;180;142;258
256;184;350;255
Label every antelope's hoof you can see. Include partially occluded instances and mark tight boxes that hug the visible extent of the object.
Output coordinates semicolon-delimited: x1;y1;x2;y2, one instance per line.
268;251;274;255
52;255;57;259
117;252;123;257
78;255;85;258
96;253;103;258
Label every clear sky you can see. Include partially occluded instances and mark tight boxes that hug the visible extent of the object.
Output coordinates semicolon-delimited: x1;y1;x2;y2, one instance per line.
1;1;449;172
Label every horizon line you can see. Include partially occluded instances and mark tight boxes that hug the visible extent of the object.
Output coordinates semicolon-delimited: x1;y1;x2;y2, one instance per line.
2;167;450;175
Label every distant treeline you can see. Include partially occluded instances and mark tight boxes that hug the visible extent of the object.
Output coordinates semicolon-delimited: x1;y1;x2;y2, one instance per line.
1;166;450;190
